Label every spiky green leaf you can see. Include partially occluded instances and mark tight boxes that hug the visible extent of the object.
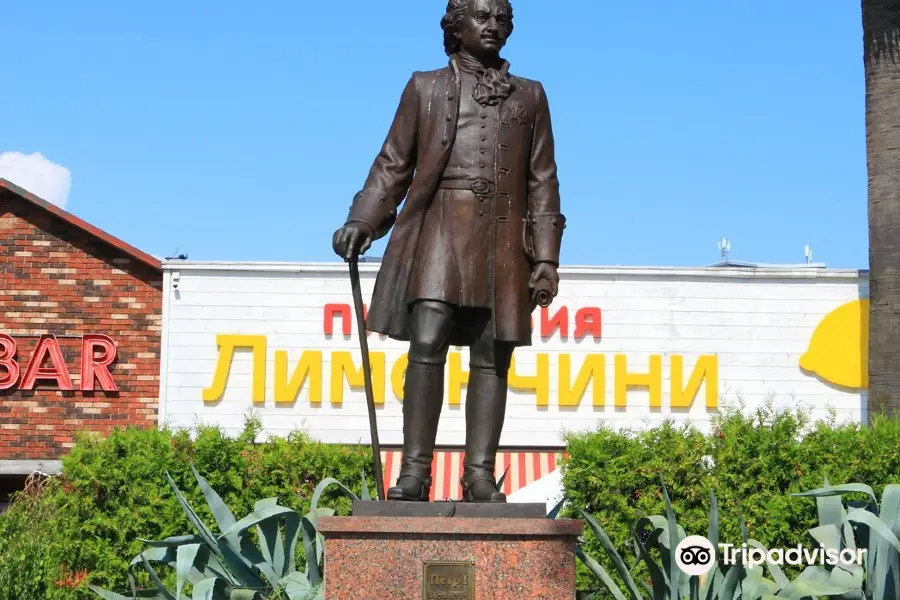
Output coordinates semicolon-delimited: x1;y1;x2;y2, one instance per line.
139;535;205;548
191;464;239;533
547;497;565;520
718;562;744;600
89;586;172;600
792;483;879;512
775;565;857;599
176;543;202;600
283;509;303;576
279;571;314;599
575;546;632;600
744;540;790;589
165;471;220;552
255;518;283;585
706;491;719;551
633;527;668;600
219;538;267;588
139;551;177;600
873;484;900;600
360;471;371;501
301;516;321;587
191;577;229;600
579;510;644;600
740;565;778;600
309;477;359;511
227;590;264;600
222;498;295;539
659;476;682;599
845;507;900;553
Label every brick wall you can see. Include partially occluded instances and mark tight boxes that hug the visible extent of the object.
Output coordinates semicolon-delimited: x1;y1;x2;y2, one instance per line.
0;193;162;460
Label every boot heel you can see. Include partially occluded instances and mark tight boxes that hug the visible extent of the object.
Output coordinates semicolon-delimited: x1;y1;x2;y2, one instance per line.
387;475;432;501
461;471;506;503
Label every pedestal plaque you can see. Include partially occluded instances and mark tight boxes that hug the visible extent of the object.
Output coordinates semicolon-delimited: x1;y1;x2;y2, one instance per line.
423;560;475;600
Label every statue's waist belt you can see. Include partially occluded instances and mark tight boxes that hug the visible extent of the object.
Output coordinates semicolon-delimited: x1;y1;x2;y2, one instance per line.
437;178;495;195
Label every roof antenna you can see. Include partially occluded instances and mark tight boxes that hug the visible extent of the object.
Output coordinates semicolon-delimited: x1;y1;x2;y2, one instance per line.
165;245;188;261
804;245;812;264
717;237;731;261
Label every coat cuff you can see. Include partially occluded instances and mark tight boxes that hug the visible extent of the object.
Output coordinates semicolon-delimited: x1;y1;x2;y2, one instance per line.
530;212;566;265
345;189;398;240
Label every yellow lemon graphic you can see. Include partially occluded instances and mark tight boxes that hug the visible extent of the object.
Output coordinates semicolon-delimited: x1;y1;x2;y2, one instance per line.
799;299;868;390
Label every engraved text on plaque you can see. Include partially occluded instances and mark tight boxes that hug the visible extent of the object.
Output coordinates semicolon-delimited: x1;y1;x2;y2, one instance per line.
422;560;475;600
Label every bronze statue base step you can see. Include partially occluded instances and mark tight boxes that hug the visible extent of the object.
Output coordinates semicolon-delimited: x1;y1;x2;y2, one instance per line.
351;499;547;519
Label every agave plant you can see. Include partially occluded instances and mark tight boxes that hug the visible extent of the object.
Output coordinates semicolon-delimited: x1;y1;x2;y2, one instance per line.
572;475;859;600
88;465;368;600
790;478;900;600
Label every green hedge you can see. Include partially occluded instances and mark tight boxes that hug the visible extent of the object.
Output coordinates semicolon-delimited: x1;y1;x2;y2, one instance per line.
560;403;900;592
0;416;375;600
3;406;899;599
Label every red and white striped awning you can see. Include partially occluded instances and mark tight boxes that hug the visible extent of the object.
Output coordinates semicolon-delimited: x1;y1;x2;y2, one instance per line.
379;450;564;502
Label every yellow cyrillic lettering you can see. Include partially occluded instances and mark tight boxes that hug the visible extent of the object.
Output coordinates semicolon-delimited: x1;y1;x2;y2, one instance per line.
509;353;550;407
448;351;469;405
391;353;408;402
202;334;267;404
559;353;605;407
274;350;322;404
614;354;662;407
671;355;718;408
330;351;385;405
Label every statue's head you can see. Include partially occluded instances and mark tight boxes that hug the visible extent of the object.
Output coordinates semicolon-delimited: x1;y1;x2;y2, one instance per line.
441;0;514;59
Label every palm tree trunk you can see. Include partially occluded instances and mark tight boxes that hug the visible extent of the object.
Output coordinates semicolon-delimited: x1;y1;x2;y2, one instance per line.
863;0;900;419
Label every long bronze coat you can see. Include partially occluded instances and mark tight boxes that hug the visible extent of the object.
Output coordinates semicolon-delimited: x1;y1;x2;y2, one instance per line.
344;56;565;347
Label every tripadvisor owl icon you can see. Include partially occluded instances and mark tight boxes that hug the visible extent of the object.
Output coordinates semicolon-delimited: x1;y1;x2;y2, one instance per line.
675;535;716;576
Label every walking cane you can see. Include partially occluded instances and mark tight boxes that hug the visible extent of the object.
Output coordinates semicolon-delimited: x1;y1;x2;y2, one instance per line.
348;257;386;501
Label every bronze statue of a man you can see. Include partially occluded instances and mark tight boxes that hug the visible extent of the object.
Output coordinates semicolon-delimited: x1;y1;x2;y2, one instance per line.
332;0;565;503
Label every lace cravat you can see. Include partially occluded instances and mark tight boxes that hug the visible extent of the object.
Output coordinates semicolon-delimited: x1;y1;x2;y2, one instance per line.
454;52;514;106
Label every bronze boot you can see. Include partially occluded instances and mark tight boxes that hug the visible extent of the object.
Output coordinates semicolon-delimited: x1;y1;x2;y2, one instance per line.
460;366;508;503
387;362;445;501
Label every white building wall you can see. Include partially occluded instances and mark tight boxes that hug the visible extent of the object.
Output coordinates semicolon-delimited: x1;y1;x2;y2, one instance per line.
158;262;869;448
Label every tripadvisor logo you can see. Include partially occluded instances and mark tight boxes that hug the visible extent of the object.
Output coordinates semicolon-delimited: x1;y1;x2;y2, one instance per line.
674;536;866;575
675;536;716;576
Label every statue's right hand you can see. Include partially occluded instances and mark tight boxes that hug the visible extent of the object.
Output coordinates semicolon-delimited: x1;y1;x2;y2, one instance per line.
332;224;373;262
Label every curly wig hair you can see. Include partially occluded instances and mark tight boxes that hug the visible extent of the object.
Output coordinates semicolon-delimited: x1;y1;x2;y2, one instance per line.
440;0;515;56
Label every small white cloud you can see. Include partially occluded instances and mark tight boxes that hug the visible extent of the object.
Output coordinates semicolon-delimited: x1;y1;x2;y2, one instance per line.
0;151;72;208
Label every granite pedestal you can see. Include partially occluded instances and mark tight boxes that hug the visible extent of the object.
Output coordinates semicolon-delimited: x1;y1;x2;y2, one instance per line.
318;500;583;600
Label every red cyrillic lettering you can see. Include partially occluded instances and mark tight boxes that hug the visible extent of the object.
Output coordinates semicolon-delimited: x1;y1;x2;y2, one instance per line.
20;334;73;390
323;303;351;336
81;334;118;391
574;307;602;340
540;306;569;339
0;334;19;390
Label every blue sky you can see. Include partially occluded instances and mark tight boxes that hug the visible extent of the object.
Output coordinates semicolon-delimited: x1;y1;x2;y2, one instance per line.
1;1;866;269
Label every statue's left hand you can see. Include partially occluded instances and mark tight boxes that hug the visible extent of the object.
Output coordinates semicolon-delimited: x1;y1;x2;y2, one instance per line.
530;262;559;298
332;223;373;262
